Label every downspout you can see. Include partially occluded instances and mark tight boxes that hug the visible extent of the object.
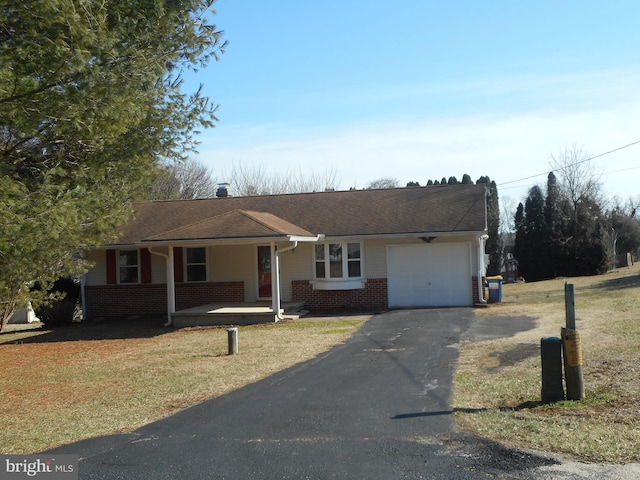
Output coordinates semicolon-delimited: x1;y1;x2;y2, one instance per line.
148;246;175;326
273;241;298;321
477;235;489;304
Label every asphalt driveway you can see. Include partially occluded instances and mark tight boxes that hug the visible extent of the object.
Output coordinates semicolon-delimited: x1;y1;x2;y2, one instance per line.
47;309;583;479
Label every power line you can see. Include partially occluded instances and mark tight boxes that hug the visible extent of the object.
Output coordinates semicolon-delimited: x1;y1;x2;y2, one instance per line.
498;139;640;188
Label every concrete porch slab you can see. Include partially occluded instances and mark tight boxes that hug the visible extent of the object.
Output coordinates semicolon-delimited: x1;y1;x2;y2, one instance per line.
171;302;306;328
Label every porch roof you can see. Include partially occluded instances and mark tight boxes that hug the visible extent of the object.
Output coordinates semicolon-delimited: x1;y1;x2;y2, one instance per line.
144;209;314;243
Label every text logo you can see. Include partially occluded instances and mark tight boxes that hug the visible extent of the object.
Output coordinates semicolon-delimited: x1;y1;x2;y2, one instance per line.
0;455;78;480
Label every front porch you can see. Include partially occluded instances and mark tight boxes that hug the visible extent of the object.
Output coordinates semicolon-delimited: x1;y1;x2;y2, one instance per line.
171;301;307;327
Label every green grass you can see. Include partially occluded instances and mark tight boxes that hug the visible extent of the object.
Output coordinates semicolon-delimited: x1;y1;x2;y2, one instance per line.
0;315;368;454
453;265;640;463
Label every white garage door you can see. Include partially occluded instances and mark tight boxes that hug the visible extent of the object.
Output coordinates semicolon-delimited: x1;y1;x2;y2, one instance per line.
387;243;472;307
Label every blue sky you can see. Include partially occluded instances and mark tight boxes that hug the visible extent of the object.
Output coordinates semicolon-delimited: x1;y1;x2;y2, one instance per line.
187;0;640;206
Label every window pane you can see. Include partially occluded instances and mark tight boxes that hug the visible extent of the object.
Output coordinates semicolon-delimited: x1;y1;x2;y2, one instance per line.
187;265;207;282
315;262;326;278
348;261;361;278
119;250;138;283
329;243;342;278
187;247;206;264
119;250;138;266
315;244;325;261
120;266;138;284
347;243;361;259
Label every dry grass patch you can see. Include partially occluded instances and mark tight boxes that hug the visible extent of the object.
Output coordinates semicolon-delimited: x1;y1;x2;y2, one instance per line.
0;315;368;454
454;264;640;463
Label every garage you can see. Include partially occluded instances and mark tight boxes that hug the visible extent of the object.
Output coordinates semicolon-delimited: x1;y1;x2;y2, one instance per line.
387;243;473;307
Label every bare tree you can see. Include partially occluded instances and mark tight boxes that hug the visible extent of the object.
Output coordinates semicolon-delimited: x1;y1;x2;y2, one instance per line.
548;144;608;275
227;162;339;196
366;177;400;189
549;144;604;209
149;158;218;200
500;197;518;235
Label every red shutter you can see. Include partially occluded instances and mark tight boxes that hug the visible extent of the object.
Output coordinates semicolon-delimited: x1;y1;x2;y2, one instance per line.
173;247;184;283
140;248;152;284
106;249;117;284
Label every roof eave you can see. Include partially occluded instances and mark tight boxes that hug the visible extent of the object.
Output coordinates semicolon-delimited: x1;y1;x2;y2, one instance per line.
106;234;321;248
317;230;488;241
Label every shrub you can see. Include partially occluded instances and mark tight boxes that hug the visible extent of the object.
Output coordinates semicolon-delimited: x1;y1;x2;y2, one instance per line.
36;277;82;327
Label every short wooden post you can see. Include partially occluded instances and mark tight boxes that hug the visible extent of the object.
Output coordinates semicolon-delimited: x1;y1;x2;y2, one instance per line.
228;327;238;355
563;283;584;400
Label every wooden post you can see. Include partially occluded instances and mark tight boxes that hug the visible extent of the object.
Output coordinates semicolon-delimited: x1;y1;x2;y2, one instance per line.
565;283;576;330
563;283;584;400
228;327;238;355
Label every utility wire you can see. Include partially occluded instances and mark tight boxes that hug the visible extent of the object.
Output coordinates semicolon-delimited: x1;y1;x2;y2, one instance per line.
498;139;640;188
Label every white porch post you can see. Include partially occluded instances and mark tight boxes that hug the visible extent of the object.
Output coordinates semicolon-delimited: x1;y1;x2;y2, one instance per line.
270;241;279;319
167;245;176;324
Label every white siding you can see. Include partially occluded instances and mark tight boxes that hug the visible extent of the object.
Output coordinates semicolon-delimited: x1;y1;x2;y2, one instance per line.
151;247;168;284
279;243;314;301
84;250;106;286
210;245;256;301
363;239;388;278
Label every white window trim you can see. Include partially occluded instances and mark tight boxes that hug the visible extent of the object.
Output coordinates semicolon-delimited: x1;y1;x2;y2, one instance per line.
312;241;365;290
184;246;208;283
118;249;140;284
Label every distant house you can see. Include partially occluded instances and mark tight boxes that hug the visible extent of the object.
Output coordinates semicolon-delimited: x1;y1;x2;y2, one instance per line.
83;185;489;324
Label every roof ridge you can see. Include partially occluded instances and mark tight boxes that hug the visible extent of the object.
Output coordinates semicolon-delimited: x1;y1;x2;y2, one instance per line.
240;210;299;235
144;209;307;241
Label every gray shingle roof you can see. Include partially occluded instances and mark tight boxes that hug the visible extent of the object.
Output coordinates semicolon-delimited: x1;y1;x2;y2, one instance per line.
112;184;487;245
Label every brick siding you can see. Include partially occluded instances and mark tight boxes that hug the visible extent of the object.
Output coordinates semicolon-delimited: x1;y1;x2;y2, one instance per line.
175;282;244;310
84;284;167;318
472;276;487;304
84;281;244;319
292;278;388;311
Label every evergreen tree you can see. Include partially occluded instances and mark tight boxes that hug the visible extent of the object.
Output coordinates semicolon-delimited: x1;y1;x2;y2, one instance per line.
609;205;640;260
516;186;547;281
514;202;526;276
542;172;564;278
513;174;608;281
569;196;607;276
0;0;226;330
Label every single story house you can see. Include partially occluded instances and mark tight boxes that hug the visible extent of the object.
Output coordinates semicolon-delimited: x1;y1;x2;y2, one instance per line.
83;184;489;325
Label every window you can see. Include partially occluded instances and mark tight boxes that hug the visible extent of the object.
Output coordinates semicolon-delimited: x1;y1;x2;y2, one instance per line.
347;243;362;277
186;247;207;282
119;250;139;284
314;242;362;280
